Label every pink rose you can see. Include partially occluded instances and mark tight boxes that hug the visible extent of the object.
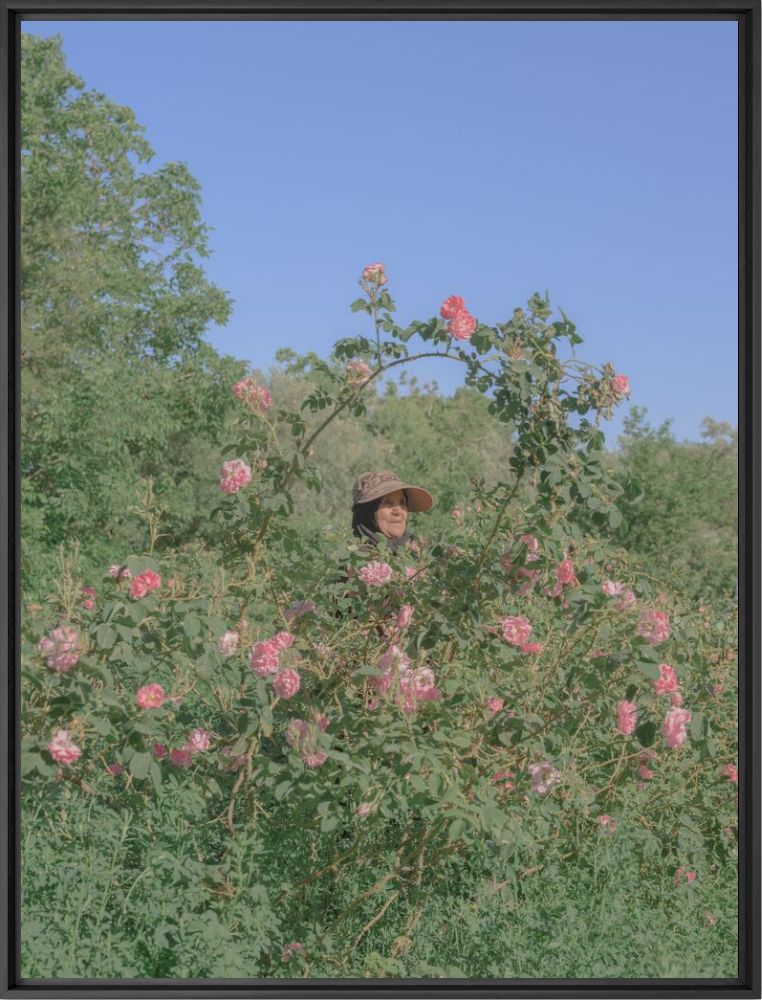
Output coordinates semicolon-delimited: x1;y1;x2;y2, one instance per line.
272;631;295;651
654;663;679;695
597;815;618;834
220;458;253;495
485;697;504;716
345;360;374;389
217;630;240;657
617;699;638;735
555;554;578;587
356;802;373;818
184;728;211;752
107;564;122;578
614;588;637;611
169;748;193;768
611;374;631;396
528;762;561;795
720;763;738;784
439;294;466;319
135;683;166;710
674;866;697;886
249;639;281;677
273;668;301;700
141;570;161;592
231;378;272;413
359;561;393;586
47;729;82;766
602;579;624;596
662;706;692;748
500;615;533;646
636;608;671;646
106;762;123;776
129;576;149;599
281;941;306;963
395;604;414;630
448;309;477;341
519;534;540;561
362;262;387;285
38;625;81;672
520;641;543;655
152;742;168;759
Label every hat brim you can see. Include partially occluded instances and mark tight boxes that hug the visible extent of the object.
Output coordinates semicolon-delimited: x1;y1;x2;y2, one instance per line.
362;482;433;513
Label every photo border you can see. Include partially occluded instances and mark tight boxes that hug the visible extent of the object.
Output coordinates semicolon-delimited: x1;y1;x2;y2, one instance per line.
1;1;759;996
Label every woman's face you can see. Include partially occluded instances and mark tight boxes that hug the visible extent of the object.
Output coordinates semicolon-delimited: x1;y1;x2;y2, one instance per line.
375;489;408;539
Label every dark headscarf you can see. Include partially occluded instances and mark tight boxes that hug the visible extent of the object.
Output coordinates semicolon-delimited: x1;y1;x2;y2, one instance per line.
351;495;413;555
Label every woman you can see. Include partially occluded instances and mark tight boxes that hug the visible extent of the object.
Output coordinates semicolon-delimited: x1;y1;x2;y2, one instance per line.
351;470;434;554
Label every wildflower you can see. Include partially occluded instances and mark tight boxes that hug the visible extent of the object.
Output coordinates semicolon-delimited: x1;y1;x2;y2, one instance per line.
520;641;543;655
611;374;631;396
220;458;253;494
614;589;637;611
272;631;295;651
273;668;301;700
597;815;618;834
636;608;671;646
135;683;166;710
356;802;373;818
359;561;393;586
485;697;504;716
107;564;122;578
218;630;240;656
663;706;692;748
617;699;638;735
106;762;123;776
674;866;697;886
152;742;168;759
47;729;81;766
601;579;624;596
129;570;161;600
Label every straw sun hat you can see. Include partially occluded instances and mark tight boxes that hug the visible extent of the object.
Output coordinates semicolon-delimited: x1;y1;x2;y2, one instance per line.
352;471;434;513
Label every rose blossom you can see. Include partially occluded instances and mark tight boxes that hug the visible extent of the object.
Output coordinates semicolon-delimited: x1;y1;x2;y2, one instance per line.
448;309;477;341
129;570;161;600
663;706;692;748
152;742;168;759
617;699;638;735
555;554;578;587
135;683;166;710
501;615;533;646
614;588;637;611
356;802;373;818
185;728;211;752
47;729;81;766
272;631;295;651
249;639;281;677
602;579;624;596
231;378;272;413
597;815;618;834
440;294;466;319
273;668;301;700
519;534;540;561
169;748;193;768
529;762;561;795
218;630;240;657
720;763;738;784
38;625;81;672
485;697;504;716
395;604;414;630
359;561;393;586
346;359;373;388
674;866;697;886
106;762;123;776
108;564;122;578
654;663;679;695
636;608;671;646
281;941;306;963
220;458;253;495
362;262;387;285
520;641;544;655
611;374;631;396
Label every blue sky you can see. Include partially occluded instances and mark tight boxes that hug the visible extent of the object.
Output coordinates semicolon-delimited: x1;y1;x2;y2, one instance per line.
23;19;738;444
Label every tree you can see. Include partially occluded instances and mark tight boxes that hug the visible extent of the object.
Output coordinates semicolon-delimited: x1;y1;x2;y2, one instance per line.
21;34;237;594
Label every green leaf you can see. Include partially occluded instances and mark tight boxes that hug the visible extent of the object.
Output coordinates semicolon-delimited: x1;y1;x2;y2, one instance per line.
95;624;117;649
129;751;151;780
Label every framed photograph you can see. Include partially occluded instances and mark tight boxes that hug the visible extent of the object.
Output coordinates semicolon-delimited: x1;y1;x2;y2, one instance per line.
2;1;758;996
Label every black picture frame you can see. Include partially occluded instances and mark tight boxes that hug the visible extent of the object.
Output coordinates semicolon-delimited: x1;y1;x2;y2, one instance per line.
1;2;759;997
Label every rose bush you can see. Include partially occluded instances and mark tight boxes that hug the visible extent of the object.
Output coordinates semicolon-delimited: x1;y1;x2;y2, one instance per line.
21;268;737;975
